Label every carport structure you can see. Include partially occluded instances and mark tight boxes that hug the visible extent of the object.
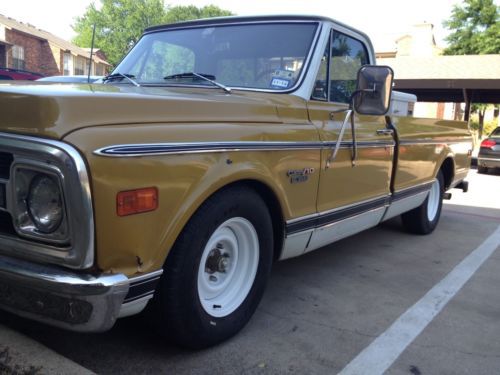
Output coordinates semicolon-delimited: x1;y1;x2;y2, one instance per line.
379;55;500;120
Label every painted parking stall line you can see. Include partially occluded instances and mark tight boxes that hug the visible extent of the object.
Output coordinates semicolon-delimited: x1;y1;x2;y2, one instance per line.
339;225;500;375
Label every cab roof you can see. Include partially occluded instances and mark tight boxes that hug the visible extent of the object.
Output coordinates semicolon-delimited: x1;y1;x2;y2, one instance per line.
145;15;334;33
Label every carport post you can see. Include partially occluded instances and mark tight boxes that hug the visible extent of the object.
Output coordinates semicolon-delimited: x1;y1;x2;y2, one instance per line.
463;89;471;123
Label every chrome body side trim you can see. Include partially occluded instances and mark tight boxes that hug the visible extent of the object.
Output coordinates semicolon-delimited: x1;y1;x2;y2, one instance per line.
280;230;313;260
95;141;321;156
123;269;163;303
306;207;386;253
285;194;390;234
118;296;152;318
399;139;471;146
280;185;433;260
94;140;395;157
392;181;434;201
0;132;94;269
382;191;428;221
310;194;390;219
281;195;390;260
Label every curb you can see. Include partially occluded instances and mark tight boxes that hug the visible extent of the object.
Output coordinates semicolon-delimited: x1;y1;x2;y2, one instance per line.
0;324;95;375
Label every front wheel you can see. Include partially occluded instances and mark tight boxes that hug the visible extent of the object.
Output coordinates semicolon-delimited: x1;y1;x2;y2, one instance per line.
401;170;444;235
149;186;273;349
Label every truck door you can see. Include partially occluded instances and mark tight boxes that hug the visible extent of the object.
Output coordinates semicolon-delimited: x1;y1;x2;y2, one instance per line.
306;29;395;252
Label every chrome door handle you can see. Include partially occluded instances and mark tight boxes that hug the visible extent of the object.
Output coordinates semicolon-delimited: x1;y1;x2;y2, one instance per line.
376;129;394;136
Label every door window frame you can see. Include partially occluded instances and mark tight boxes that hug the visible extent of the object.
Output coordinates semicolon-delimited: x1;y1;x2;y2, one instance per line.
310;28;370;104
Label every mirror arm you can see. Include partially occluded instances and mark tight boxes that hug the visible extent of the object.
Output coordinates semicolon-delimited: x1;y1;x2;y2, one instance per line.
325;85;378;169
350;109;357;166
326;109;352;169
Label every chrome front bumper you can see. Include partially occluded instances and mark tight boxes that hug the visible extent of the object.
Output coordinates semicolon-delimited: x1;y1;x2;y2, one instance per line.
0;254;129;332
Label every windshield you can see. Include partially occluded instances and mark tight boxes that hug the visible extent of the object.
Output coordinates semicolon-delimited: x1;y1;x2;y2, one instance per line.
112;22;318;90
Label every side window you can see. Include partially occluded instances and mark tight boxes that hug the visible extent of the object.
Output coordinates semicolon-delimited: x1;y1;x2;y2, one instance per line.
329;31;368;103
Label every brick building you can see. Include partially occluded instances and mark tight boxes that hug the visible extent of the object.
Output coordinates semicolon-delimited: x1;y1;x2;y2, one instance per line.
0;14;110;77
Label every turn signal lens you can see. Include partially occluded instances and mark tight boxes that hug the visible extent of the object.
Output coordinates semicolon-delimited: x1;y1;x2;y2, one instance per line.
480;139;496;149
117;187;158;216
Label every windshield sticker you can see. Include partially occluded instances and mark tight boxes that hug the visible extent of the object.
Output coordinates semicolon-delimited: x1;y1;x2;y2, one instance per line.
272;69;294;79
270;78;291;89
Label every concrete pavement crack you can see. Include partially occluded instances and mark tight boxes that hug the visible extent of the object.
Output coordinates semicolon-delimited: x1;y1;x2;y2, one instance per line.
414;343;500;360
258;307;378;339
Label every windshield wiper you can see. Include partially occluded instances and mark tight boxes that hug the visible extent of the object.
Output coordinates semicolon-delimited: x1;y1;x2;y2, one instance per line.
103;72;140;87
164;72;231;94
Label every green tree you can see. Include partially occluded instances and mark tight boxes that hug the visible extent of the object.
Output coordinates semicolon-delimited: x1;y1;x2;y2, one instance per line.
443;0;500;55
73;0;166;67
443;0;500;138
164;5;233;24
72;1;233;67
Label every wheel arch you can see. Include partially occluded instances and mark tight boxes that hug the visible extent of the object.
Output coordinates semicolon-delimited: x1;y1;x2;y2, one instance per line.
240;179;285;262
440;156;455;190
163;178;286;268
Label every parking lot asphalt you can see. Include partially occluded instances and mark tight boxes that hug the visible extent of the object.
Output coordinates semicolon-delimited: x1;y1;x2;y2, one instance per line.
1;169;499;375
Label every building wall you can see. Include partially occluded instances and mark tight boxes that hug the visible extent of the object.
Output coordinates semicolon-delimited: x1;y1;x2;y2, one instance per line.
5;29;59;76
49;43;62;72
39;40;60;75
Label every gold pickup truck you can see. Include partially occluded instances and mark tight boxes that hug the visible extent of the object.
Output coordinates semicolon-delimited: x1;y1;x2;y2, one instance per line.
0;15;471;348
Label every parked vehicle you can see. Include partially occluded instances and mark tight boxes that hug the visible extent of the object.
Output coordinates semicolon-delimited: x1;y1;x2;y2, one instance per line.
478;127;500;174
0;67;43;80
0;15;472;348
37;75;103;83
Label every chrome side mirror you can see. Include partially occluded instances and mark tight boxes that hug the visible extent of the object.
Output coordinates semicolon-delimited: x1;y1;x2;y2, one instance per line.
352;65;394;116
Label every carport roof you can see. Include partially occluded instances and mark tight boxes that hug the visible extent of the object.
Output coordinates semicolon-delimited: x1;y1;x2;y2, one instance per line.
378;55;500;103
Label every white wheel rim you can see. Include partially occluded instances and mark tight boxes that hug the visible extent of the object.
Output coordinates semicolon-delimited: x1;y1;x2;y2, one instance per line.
197;217;259;318
427;178;440;222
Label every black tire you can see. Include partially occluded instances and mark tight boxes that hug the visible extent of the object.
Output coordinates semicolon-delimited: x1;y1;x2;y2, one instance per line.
401;170;444;235
477;166;488;174
148;186;273;349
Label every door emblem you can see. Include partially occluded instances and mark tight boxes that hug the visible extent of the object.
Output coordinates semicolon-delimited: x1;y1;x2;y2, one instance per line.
287;168;315;184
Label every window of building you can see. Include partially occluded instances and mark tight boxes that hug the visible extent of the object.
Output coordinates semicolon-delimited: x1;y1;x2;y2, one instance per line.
74;57;85;75
63;53;72;75
12;45;25;70
95;63;104;76
0;45;6;68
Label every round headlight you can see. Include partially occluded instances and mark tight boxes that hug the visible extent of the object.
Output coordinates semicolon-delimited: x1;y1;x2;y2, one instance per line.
27;174;63;233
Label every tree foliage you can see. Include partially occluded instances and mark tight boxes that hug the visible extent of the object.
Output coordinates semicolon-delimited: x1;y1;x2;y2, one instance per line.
72;1;233;66
164;5;232;24
443;0;500;55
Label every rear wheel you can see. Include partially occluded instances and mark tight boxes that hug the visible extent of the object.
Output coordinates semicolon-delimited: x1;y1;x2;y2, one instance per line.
149;186;273;349
402;170;444;235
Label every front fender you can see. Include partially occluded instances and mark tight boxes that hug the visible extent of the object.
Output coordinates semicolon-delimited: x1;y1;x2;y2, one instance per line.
64;122;321;276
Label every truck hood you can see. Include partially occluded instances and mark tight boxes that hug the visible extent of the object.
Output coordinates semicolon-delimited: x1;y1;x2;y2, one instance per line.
0;82;302;139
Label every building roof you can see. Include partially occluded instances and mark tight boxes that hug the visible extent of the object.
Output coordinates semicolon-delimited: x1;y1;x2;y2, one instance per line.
0;14;110;66
379;55;500;80
379;55;500;103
